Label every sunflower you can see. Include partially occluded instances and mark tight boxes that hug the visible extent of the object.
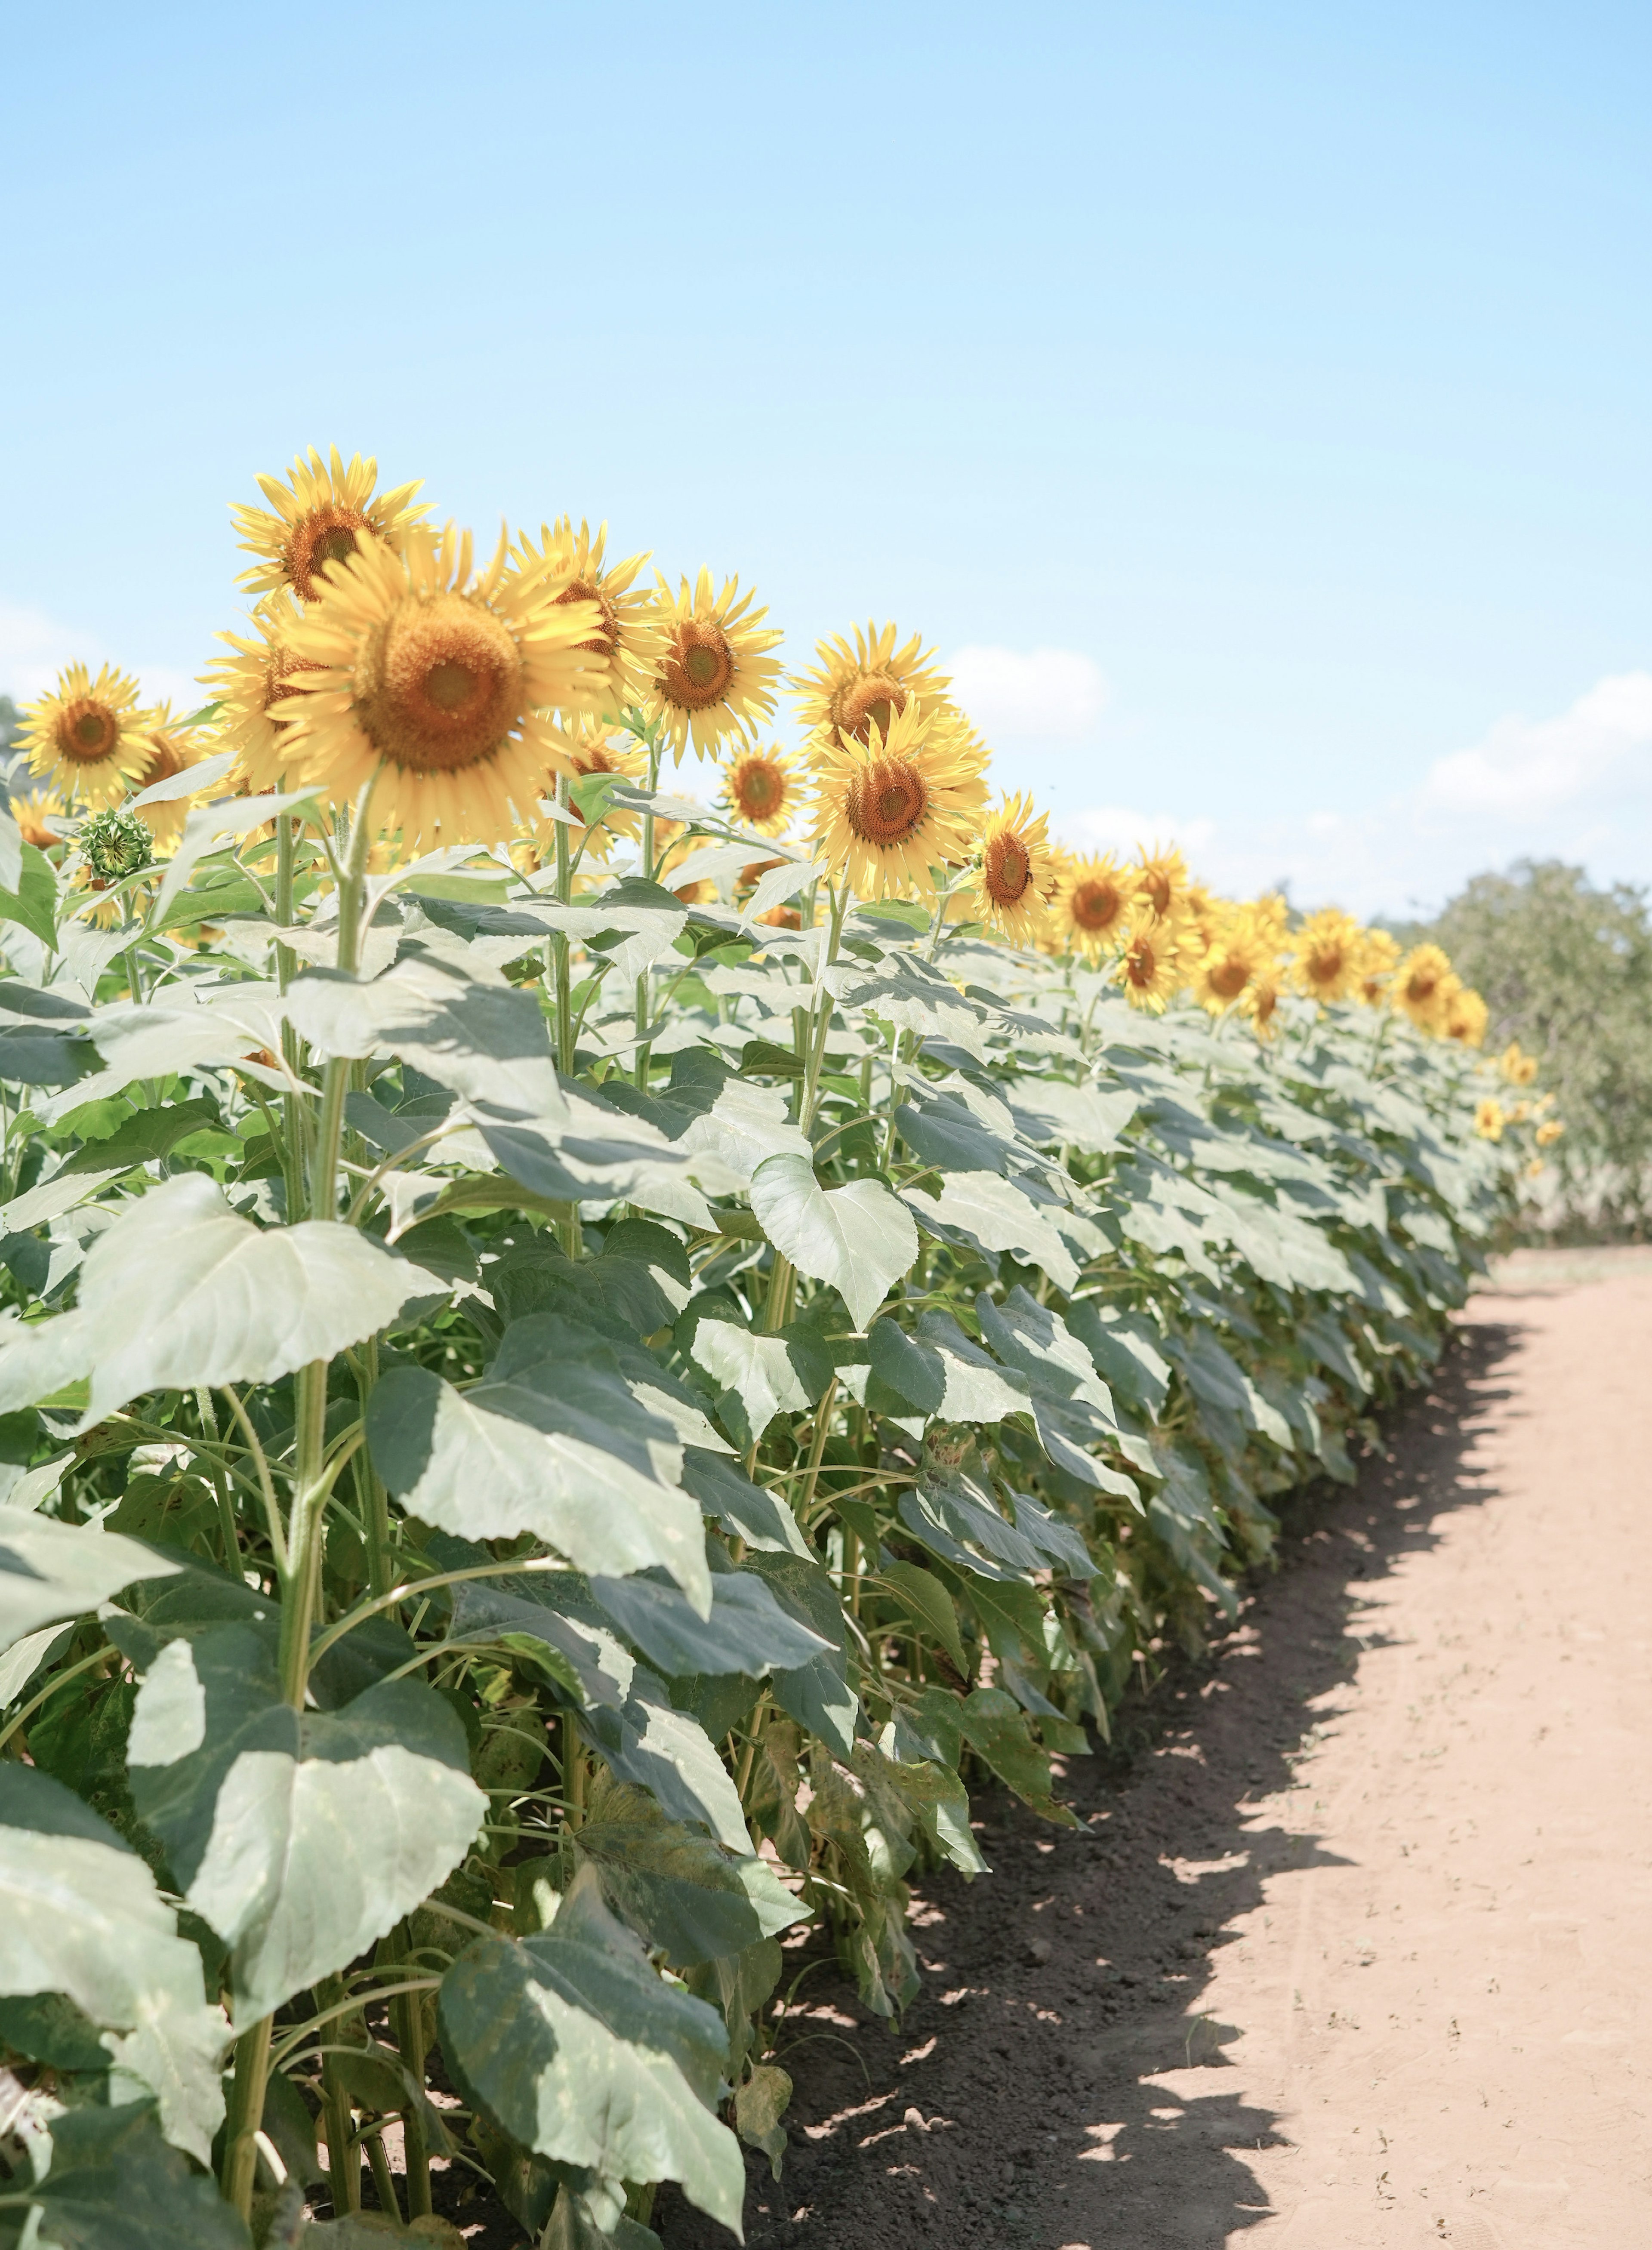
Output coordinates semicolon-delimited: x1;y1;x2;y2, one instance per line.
231;447;429;604
1112;907;1182;1013
1289;908;1364;1005
1242;964;1285;1040
1354;926;1401;1005
1442;986;1489;1046
1474;1097;1505;1141
129;702;206;846
1133;841;1191;926
809;697;987;902
639;569;784;761
722;744;802;836
536;718;645;864
1190;916;1262;1014
510;518;653;717
8;783;65;850
1391;943;1455;1033
200;591;322;795
1535;1118;1565;1147
268;522;609;850
18;662;152;808
1501;1040;1539;1087
1053;851;1135;961
792;621;951;754
971;792;1054;944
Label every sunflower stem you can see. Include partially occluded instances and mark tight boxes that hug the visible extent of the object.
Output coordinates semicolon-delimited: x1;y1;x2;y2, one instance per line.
635;735;663;1090
220;2015;275;2218
273;813;308;1220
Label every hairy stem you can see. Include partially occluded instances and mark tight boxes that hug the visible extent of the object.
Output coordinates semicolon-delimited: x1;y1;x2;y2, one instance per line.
220;2016;274;2218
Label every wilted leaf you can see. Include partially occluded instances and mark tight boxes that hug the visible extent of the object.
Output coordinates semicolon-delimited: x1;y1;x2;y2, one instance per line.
735;2062;793;2178
575;1773;805;1965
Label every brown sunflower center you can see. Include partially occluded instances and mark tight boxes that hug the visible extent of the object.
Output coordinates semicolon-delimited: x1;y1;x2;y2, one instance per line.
357;591;526;776
138;731;188;789
1070;877;1123;932
1406;970;1438;1004
1209;955;1250;999
847;756;928;848
556;576;620;661
737;760;786;817
56;699;120;765
663;620;734;710
984;832;1031;906
833;672;907;748
1123;936;1159;987
1140;870;1173;917
1307;943;1345;987
286;503;372;601
1253;983;1279;1020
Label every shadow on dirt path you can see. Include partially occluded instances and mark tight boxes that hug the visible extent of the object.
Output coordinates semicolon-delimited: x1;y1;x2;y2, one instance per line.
657;1319;1521;2250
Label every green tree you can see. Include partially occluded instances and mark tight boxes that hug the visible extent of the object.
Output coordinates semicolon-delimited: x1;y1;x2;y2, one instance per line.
1427;859;1652;1236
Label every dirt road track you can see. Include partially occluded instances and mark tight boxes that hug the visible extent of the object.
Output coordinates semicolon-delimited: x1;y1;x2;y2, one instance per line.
659;1252;1652;2250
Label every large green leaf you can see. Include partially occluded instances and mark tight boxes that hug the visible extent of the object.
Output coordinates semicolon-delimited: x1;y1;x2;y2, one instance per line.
0;841;61;950
0;1176;442;1430
977;1287;1126;1489
749;1155;916;1329
438;1866;745;2231
741;1551;856;1758
525;876;690;979
124;1623;485;2020
581;1668;752;1850
1065;1301;1171;1416
591;1564;834;1680
0;1095;222;1234
901;1170;1079;1293
0;1765;230;2164
1;2100;252;2250
286;955;566;1119
866;1310;1029;1423
366;1335;709;1612
678;1448;811;1559
573;1773;806;1964
0;1508;178;1656
686;1310;810;1438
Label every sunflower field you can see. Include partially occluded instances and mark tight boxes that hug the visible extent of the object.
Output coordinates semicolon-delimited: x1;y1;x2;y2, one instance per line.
0;454;1555;2247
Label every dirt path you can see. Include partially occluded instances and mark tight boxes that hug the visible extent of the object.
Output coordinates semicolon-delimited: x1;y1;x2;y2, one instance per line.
659;1252;1652;2250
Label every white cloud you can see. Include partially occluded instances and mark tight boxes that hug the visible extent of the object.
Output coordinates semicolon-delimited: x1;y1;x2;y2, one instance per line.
0;601;195;714
1421;671;1652;820
1057;804;1216;861
946;645;1109;743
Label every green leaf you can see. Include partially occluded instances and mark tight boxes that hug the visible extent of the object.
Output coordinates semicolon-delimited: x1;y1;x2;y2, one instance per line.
0;1176;444;1430
526;876;690;979
125;1624;485;2020
0;1096;223;1235
366;1346;709;1612
438;1865;745;2230
897;1474;1045;1582
678;1448;811;1559
741;1551;857;1758
0;1507;179;1656
0;1764;231;2164
902;1171;1079;1294
955;1686;1075;1823
591;1565;834;1679
1007;1076;1139;1153
976;1286;1123;1488
286;956;566;1120
686;1310;810;1438
869;1310;1029;1424
749;1155;917;1330
582;1669;752;1850
3;2100;252;2250
875;1559;970;1679
1065;1301;1171;1417
574;1772;805;1965
0;842;60;950
823;949;996;1059
735;2062;793;2179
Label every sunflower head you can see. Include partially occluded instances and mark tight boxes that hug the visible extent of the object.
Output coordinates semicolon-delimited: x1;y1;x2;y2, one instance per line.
1113;907;1181;1014
809;699;988;903
1242;966;1284;1040
971;792;1054;943
640;568;784;761
1190;915;1262;1014
1289;908;1364;1004
1054;852;1135;962
791;621;952;755
1392;943;1455;1032
78;805;154;885
8;783;65;851
130;702;208;844
1354;926;1401;1005
1500;1039;1539;1086
541;718;645;862
201;591;320;796
1442;986;1489;1046
722;744;801;837
1133;841;1191;926
511;518;653;717
1474;1097;1506;1142
231;447;430;604
269;523;610;851
18;662;151;808
1535;1117;1565;1147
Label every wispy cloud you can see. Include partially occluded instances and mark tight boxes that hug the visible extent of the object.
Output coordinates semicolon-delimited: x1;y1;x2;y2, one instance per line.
0;600;195;712
947;645;1109;743
1420;671;1652;820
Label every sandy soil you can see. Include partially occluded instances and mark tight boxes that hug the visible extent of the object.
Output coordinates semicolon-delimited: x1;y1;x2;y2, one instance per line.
655;1251;1652;2250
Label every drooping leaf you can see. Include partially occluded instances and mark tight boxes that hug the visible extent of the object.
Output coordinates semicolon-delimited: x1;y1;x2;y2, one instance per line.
902;1171;1079;1294
749;1155;917;1329
1;2099;253;2250
286;955;566;1121
591;1564;834;1680
0;1507;178;1656
574;1772;806;1965
734;2063;793;2178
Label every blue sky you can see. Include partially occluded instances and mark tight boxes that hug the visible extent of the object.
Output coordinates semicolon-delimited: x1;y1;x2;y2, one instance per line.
3;0;1649;916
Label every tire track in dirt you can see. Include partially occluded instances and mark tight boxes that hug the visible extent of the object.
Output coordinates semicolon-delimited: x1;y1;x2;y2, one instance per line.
658;1256;1652;2249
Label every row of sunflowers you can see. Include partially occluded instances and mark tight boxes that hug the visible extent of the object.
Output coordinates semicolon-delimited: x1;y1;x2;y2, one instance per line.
0;450;1553;2246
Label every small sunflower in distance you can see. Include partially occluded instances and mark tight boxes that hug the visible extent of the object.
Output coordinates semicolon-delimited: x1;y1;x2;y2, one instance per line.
1242;962;1285;1040
20;662;152;808
1501;1040;1539;1087
641;569;784;761
792;621;951;754
1054;852;1135;961
1474;1097;1505;1141
201;591;317;795
1289;908;1364;1005
1191;916;1261;1015
1535;1117;1565;1147
8;783;65;849
1113;907;1181;1014
537;718;645;864
232;447;429;605
722;744;801;836
270;522;608;850
1442;986;1489;1046
810;698;988;902
1355;926;1401;1006
510;518;653;717
1134;841;1191;925
972;793;1054;943
129;702;206;846
1392;943;1455;1033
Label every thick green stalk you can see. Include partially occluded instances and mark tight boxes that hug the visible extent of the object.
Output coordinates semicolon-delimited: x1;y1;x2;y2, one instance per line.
220;2016;274;2215
317;1976;362;2214
355;1338;393;1601
274;814;307;1219
382;1922;432;2215
195;1387;239;1571
634;737;663;1089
